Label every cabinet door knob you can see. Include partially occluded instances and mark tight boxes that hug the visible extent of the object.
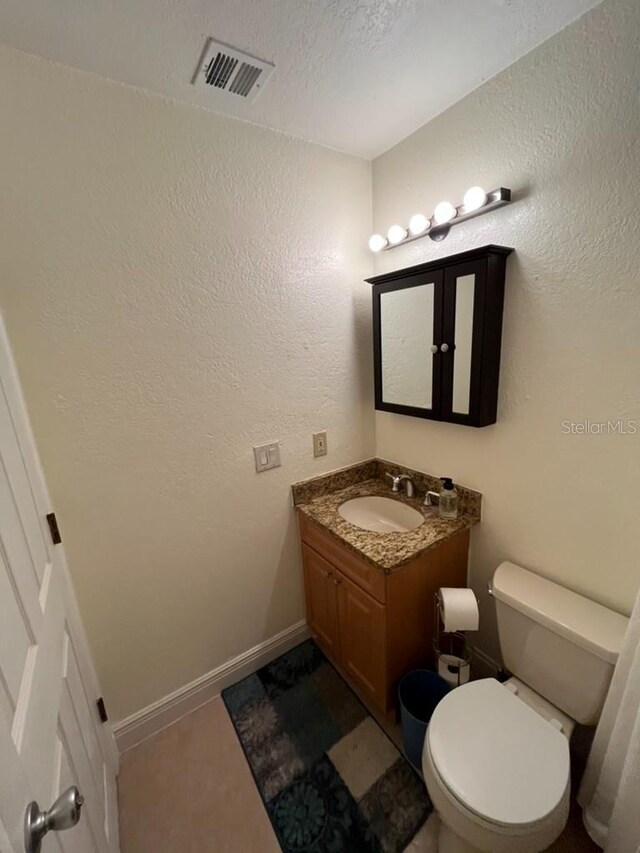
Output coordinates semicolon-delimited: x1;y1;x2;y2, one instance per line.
440;343;450;353
333;578;342;586
323;569;333;578
430;344;438;354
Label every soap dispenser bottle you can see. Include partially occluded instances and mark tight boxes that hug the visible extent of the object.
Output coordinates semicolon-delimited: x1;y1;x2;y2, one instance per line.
439;477;458;520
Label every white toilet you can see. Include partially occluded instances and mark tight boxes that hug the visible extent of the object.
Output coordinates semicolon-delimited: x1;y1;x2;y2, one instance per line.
422;561;629;853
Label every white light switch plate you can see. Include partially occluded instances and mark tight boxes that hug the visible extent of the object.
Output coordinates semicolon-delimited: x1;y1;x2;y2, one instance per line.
313;431;327;458
253;441;281;473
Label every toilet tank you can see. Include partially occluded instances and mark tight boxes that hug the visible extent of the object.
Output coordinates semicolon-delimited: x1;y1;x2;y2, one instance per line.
492;562;628;724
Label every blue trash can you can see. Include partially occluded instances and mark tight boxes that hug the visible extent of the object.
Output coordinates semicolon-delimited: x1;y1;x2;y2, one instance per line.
398;669;451;773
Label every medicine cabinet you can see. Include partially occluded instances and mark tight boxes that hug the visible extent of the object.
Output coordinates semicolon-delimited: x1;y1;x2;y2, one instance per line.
367;245;513;427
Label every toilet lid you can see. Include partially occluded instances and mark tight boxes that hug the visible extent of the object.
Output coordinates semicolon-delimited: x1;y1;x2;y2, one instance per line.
427;679;570;827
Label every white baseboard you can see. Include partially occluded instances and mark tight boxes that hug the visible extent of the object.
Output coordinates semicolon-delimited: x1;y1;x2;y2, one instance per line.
113;620;310;754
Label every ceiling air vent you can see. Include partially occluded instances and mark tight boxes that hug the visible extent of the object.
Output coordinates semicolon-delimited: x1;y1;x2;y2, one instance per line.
194;39;275;104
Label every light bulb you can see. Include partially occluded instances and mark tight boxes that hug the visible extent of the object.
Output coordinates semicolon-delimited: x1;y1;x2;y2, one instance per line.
387;224;407;244
368;233;388;252
409;214;429;236
463;186;487;213
433;201;457;225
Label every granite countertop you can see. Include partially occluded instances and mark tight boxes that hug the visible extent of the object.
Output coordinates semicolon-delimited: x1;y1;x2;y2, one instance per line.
293;460;481;573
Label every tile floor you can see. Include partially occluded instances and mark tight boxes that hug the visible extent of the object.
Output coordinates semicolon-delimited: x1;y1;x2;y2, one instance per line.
118;698;280;853
118;696;600;853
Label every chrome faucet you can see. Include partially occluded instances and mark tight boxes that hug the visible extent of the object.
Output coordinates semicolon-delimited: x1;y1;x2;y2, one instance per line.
385;473;415;498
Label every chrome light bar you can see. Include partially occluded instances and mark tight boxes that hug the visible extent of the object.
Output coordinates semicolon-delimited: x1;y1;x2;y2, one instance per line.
369;187;512;251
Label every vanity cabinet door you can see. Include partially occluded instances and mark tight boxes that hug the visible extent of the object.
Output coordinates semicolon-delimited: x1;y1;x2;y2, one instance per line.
302;545;341;660
336;572;387;709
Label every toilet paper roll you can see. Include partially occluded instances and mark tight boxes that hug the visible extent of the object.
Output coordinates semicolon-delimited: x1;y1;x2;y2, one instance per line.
438;654;471;687
439;587;479;633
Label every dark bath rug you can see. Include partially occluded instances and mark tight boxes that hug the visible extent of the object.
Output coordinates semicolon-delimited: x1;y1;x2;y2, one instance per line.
222;639;431;852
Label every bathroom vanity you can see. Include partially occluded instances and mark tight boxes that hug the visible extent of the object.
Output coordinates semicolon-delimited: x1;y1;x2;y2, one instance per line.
293;460;481;717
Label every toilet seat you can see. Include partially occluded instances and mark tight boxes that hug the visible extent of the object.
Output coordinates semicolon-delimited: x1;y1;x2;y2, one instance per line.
423;738;570;853
427;679;570;828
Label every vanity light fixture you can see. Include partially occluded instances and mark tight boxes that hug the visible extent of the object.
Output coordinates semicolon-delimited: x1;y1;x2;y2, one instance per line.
369;186;511;250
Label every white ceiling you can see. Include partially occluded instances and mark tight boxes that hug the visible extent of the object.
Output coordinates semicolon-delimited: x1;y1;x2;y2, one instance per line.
0;0;602;159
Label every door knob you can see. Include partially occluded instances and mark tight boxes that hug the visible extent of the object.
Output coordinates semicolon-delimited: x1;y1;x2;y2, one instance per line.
440;343;450;353
24;786;84;853
430;344;438;354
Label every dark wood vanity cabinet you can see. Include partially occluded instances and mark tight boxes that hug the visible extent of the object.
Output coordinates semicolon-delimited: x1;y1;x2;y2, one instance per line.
368;245;513;427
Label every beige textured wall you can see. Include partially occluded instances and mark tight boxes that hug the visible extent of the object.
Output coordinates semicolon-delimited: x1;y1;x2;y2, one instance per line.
372;0;640;661
0;45;374;720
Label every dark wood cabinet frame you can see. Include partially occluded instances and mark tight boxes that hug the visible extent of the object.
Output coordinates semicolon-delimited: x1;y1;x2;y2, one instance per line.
367;245;513;428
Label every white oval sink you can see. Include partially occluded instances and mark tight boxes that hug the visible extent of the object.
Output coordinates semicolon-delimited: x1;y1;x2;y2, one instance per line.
338;496;424;533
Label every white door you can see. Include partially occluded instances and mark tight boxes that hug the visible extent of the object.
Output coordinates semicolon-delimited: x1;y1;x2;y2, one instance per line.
0;316;120;853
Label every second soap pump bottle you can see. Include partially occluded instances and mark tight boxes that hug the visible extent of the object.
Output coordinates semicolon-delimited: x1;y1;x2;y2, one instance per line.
438;477;458;520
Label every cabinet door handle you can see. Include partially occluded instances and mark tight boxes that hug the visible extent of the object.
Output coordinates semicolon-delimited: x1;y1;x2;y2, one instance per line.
323;569;333;578
440;343;450;353
333;578;342;586
430;344;438;354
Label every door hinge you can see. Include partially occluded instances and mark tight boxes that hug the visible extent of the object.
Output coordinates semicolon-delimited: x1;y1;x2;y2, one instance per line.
46;512;62;545
96;697;109;723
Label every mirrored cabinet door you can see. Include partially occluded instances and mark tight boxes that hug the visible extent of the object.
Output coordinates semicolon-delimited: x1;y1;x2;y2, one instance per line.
373;272;443;418
451;274;475;415
441;259;487;425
